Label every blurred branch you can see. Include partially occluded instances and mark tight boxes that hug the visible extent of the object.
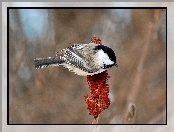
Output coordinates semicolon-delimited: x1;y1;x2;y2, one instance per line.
122;10;164;124
123;100;136;124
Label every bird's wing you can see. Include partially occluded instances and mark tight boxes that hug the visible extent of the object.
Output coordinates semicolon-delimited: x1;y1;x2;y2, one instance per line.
62;45;99;73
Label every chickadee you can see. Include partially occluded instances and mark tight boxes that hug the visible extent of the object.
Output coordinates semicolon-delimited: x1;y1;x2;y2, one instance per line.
34;43;117;76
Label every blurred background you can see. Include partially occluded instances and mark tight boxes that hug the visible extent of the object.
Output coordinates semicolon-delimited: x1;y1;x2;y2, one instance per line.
8;7;166;124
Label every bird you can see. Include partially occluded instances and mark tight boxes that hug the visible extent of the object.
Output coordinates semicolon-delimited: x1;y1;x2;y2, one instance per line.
34;43;117;76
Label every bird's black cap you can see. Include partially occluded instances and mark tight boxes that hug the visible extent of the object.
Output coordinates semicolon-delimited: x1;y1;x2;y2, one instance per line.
95;45;117;67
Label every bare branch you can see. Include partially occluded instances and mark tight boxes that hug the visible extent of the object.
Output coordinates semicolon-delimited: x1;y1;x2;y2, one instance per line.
122;10;164;124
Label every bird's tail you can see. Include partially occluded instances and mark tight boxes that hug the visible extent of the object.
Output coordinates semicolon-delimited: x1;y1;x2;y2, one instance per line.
34;57;65;69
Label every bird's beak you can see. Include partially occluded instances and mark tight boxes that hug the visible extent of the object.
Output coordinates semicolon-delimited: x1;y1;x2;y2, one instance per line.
115;63;118;67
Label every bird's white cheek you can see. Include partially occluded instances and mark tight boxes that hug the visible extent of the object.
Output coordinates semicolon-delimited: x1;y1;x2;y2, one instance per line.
95;50;114;66
104;58;114;65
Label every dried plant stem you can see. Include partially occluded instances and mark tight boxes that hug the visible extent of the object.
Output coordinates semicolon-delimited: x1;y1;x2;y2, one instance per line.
122;10;164;124
92;116;100;132
92;116;99;124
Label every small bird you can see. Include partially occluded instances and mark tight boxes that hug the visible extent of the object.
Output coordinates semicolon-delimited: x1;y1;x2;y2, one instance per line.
34;43;117;76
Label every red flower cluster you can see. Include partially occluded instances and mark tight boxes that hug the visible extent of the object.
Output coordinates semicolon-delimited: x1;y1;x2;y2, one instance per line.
90;36;102;45
85;36;110;119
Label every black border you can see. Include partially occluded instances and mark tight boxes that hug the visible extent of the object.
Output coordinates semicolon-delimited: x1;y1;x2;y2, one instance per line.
7;7;167;125
7;7;9;125
166;8;167;125
8;7;166;9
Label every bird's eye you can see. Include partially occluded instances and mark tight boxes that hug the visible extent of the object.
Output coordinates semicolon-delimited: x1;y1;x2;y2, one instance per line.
103;64;107;69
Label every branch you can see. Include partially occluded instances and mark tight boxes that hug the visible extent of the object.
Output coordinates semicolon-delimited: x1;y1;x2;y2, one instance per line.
122;9;164;124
